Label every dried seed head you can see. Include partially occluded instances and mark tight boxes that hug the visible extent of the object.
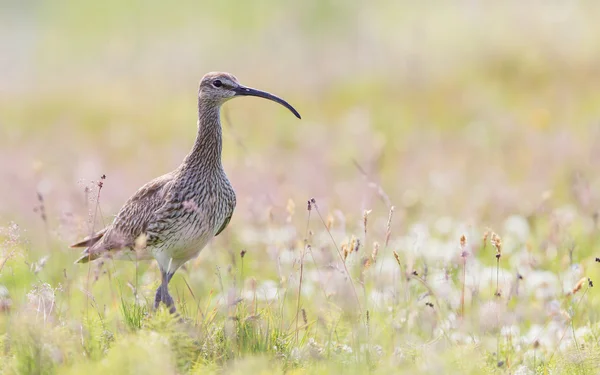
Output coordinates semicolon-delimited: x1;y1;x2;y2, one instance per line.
34;192;47;222
362;258;372;270
386;206;395;232
342;243;349;261
491;232;502;258
460;234;468;258
371;242;379;262
385;206;395;247
301;308;308;325
483;230;490;243
572;277;587;294
363;209;372;235
393;251;401;267
307;200;312;211
240;249;247;258
326;214;334;231
589;278;594;288
354;238;361;253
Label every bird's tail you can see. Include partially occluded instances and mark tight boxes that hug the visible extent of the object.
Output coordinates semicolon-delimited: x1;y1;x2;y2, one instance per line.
71;228;108;264
70;228;107;248
74;250;102;264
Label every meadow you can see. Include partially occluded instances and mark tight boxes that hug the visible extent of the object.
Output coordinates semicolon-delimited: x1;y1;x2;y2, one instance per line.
2;2;600;374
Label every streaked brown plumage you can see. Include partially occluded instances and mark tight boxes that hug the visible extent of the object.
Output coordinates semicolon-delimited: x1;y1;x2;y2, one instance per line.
71;72;301;312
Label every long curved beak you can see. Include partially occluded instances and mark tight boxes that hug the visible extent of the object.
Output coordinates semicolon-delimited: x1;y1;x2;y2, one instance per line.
234;86;301;119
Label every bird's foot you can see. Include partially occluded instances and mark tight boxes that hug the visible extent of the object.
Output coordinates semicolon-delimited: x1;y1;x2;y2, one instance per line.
163;294;177;314
154;285;177;314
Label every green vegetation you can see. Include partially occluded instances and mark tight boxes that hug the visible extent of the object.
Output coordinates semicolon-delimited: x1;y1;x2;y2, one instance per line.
2;2;600;374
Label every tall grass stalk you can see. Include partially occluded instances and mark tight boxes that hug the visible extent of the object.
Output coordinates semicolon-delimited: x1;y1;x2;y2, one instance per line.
311;198;362;314
295;200;312;344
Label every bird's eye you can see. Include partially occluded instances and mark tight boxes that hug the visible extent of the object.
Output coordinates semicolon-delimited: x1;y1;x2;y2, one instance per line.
212;80;222;88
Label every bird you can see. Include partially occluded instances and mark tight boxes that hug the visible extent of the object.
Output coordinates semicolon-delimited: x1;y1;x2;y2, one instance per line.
70;72;301;313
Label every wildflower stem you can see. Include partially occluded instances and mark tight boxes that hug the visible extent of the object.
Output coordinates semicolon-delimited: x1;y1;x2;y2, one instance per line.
86;176;105;324
460;234;467;317
496;257;499;297
312;199;362;313
461;256;466;317
548;282;591;363
296;201;312;344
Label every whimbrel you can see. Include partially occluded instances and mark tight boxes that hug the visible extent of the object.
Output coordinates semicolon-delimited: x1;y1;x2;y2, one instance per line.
71;72;301;313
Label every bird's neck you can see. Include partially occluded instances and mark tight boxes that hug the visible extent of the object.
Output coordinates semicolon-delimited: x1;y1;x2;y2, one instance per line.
182;99;223;173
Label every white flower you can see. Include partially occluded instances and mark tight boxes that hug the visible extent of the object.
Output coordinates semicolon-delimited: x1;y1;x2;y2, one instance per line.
503;215;530;243
513;365;534;375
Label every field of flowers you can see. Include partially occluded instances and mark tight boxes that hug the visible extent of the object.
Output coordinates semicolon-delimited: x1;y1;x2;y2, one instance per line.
2;2;600;374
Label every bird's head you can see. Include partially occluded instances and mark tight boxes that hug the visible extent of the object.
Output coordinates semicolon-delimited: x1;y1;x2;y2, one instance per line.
198;72;301;119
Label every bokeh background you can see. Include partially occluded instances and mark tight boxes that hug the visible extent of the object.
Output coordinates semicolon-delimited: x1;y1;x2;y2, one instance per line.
3;1;600;228
2;2;600;374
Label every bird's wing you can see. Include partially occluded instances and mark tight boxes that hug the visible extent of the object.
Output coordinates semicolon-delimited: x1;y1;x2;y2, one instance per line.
74;172;176;263
214;215;231;237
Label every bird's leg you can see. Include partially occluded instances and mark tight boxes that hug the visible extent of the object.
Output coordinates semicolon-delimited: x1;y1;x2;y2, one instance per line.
154;270;176;313
153;285;162;310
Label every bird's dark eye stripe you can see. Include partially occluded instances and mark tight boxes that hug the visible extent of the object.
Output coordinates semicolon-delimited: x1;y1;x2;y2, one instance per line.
213;80;222;88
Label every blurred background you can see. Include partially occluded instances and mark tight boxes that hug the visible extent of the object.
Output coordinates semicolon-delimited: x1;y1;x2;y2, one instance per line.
2;1;600;234
3;2;600;372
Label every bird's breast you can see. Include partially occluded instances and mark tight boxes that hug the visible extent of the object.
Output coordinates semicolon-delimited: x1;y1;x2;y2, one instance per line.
154;217;213;261
158;184;234;256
